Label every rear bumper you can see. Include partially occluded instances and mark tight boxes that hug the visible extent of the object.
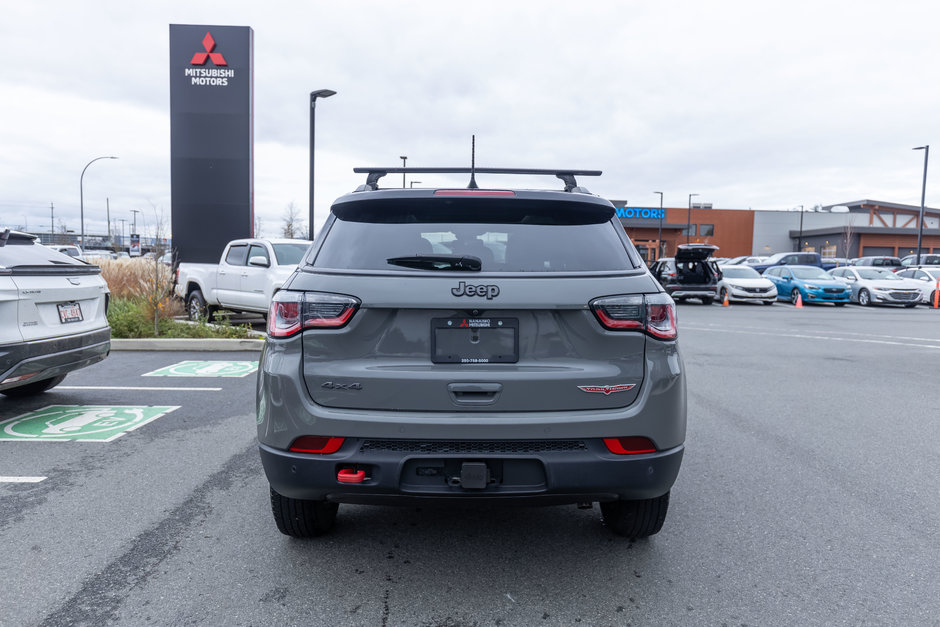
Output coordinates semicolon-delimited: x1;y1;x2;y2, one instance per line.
0;327;110;391
667;287;717;299
259;439;684;505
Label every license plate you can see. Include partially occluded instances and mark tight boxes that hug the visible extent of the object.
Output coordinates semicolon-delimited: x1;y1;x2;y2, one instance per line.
58;302;83;323
431;317;519;364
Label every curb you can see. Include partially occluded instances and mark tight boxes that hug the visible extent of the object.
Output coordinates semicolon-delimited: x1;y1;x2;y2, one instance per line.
111;338;265;352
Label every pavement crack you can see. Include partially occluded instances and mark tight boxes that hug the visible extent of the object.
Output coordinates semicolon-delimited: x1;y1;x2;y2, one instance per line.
38;443;259;627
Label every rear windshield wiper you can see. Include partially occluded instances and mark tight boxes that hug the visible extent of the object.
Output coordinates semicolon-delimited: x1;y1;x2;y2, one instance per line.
386;254;482;272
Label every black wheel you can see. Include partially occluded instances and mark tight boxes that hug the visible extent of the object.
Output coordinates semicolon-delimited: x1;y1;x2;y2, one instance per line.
701;297;714;305
600;492;670;539
931;290;939;307
858;289;871;306
270;487;338;538
719;287;728;302
791;288;801;305
187;290;208;321
0;375;66;397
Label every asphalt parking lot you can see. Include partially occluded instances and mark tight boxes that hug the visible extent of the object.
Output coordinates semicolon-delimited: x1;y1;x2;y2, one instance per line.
1;303;939;625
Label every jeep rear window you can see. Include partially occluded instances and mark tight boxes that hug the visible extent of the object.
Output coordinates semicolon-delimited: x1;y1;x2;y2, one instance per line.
313;197;636;272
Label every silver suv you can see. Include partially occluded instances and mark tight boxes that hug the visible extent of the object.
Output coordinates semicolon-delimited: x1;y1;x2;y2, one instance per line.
256;168;687;539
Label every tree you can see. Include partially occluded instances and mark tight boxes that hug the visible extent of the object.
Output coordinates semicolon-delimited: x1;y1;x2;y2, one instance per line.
143;203;174;336
281;201;306;239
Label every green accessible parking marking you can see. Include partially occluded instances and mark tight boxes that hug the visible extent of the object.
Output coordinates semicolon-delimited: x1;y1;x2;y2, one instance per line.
0;405;179;442
142;360;258;378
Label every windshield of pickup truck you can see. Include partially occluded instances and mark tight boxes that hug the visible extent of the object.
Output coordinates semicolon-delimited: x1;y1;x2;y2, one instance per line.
272;243;311;265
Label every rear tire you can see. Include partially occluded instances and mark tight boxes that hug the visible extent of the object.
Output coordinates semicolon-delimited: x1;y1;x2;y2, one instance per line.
701;297;714;305
601;492;670;539
0;374;66;397
270;487;338;538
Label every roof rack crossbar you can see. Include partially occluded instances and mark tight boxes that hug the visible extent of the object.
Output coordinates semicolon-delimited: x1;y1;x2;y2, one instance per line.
351;167;602;191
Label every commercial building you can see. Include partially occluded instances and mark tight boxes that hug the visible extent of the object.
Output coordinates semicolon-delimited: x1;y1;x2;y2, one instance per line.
613;199;940;262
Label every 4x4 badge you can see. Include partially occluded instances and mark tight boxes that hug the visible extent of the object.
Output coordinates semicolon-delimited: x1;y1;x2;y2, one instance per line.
322;381;362;391
451;281;500;299
578;384;636;395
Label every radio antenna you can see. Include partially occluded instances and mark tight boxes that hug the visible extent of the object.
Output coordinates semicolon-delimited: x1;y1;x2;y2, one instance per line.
468;135;479;189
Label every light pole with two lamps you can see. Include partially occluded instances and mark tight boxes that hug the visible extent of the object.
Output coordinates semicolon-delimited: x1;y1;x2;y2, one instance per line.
914;145;929;265
80;156;118;250
796;205;804;252
309;89;337;241
687;194;698;245
653;191;664;259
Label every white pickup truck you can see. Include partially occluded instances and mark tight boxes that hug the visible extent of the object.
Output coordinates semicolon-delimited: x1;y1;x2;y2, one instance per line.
174;238;311;320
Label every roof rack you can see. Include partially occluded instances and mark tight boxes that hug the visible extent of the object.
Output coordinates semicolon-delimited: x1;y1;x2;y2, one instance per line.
351;167;602;193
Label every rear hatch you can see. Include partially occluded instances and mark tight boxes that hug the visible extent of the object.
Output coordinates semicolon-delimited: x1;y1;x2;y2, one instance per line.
285;191;668;413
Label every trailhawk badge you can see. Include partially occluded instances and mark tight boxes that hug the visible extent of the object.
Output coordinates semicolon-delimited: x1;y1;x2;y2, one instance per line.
577;384;637;395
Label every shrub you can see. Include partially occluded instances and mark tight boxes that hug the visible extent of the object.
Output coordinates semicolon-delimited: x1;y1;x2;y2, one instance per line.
107;297;255;339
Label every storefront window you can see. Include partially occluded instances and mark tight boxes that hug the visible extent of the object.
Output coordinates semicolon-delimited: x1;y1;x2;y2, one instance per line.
681;225;697;236
700;224;714;236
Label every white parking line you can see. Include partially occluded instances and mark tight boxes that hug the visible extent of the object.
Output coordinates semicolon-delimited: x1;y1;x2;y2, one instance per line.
58;386;223;391
683;325;940;350
0;476;47;483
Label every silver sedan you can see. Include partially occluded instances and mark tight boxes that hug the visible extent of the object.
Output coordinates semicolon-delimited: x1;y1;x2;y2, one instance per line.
828;266;922;307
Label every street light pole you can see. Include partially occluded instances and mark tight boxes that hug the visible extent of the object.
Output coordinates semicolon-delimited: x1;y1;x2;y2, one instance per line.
119;219;126;250
687;194;698;245
797;205;804;252
309;89;337;241
130;209;140;235
400;156;408;188
914;145;929;265
653;191;664;259
80;156;117;250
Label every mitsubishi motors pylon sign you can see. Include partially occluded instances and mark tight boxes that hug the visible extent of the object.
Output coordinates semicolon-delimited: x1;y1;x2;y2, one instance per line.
169;24;253;263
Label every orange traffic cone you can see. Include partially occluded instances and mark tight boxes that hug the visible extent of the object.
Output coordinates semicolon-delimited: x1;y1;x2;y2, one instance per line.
933;281;939;309
795;291;803;308
722;291;730;307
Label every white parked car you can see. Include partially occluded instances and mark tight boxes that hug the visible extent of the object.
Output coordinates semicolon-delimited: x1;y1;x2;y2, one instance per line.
46;244;83;259
828;266;922;307
895;266;940;305
716;264;777;304
0;230;110;397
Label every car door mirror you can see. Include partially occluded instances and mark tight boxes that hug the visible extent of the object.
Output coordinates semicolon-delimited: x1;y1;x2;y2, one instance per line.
248;255;270;267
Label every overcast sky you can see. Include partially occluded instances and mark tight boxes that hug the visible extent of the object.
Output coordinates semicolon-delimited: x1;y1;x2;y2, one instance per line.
1;0;938;242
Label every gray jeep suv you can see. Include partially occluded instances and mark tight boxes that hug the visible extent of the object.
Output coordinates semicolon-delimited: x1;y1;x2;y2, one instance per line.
256;167;686;539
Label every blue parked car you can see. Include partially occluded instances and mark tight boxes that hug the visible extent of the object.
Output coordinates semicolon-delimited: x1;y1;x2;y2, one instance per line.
763;265;851;306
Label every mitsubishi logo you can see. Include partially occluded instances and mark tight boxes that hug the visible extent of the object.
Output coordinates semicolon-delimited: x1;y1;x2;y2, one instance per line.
190;32;227;66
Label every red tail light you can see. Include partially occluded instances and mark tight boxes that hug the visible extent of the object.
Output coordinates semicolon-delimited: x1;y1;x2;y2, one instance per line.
433;190;516;197
590;293;677;339
603;437;657;455
268;291;360;338
288;436;345;454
